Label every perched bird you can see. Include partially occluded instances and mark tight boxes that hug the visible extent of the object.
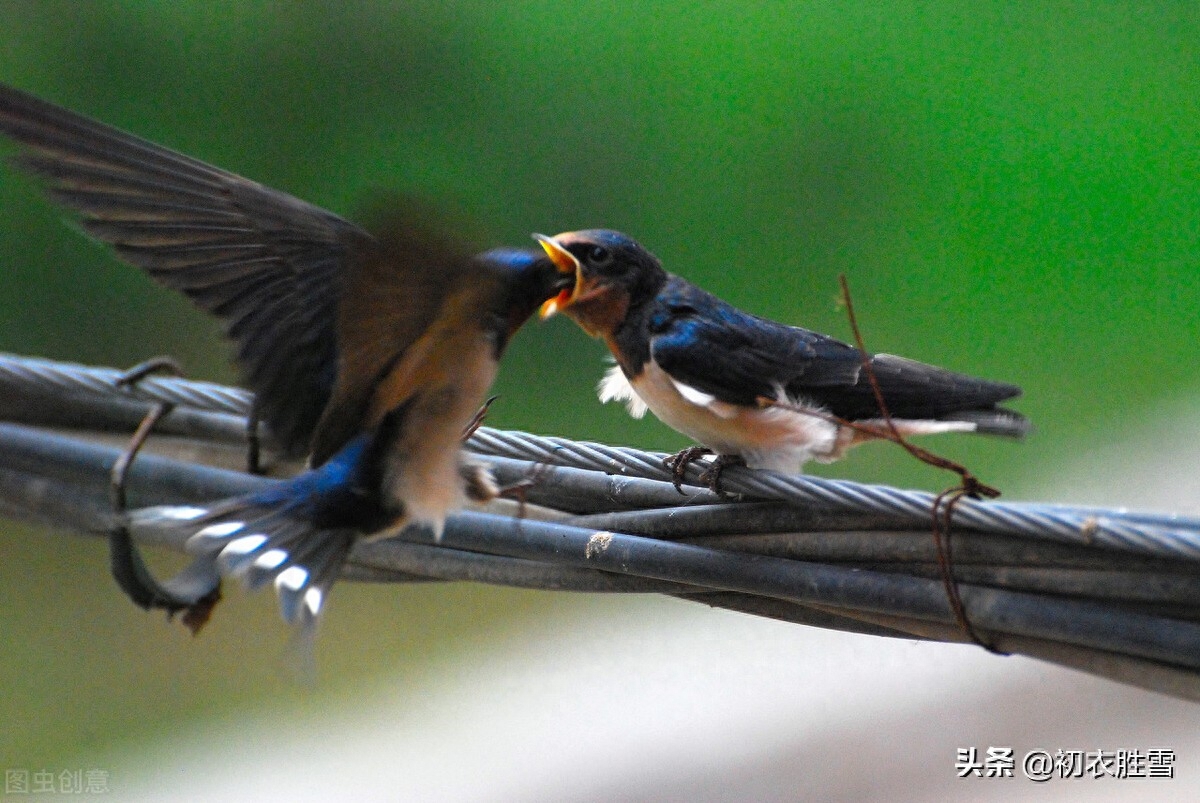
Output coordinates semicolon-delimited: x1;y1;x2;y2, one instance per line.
536;229;1027;487
0;83;573;632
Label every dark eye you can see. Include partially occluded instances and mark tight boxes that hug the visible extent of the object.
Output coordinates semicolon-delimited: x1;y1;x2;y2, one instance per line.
587;245;613;267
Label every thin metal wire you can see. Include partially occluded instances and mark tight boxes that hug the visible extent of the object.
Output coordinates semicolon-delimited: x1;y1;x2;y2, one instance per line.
3;351;1198;560
5;421;1196;672
3;353;1200;700
466;429;1200;560
0;353;252;414
0;426;942;645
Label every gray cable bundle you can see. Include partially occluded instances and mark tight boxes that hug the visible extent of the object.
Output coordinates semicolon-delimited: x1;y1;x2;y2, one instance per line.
0;352;1197;700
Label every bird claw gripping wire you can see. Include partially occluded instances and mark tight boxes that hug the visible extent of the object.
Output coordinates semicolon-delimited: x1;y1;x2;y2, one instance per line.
663;446;745;498
698;453;747;498
663;446;713;494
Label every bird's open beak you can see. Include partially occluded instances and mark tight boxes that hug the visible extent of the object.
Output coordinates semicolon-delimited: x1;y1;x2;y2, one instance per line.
534;234;585;319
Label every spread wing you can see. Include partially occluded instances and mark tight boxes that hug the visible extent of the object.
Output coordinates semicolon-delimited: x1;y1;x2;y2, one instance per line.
649;277;1023;421
0;83;373;454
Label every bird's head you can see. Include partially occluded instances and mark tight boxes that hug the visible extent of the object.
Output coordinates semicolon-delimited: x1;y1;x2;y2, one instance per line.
533;229;666;338
479;246;577;343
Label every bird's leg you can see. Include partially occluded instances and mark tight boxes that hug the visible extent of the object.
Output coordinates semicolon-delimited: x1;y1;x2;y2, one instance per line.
462;395;499;441
458;396;549;518
663;445;714;494
698;453;746;498
460;459;500;504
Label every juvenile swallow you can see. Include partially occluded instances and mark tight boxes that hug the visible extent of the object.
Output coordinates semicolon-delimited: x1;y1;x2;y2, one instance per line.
537;229;1027;487
0;83;572;632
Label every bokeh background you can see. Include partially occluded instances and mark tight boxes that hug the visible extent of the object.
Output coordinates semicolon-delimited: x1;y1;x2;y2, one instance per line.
2;2;1198;799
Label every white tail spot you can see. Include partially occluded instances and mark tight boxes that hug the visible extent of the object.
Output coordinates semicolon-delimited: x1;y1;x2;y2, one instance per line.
303;587;324;617
157;506;208;521
274;565;309;593
254;549;289;570
194;521;244;539
220;534;267;557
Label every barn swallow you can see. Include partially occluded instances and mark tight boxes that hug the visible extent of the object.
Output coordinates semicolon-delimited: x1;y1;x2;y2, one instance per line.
536;229;1027;488
0;83;572;632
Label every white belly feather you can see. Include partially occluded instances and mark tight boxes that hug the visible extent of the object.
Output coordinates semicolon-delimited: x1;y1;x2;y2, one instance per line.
597;362;974;473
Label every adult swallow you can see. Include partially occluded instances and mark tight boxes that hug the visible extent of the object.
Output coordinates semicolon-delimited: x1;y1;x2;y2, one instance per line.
537;229;1027;487
0;83;573;632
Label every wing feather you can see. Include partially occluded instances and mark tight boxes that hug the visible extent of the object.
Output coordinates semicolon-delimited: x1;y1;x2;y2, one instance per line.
649;276;1023;422
0;83;372;453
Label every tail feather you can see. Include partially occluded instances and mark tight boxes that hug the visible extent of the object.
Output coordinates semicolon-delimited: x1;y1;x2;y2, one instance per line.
155;554;224;602
131;500;358;629
129;433;392;631
939;407;1030;439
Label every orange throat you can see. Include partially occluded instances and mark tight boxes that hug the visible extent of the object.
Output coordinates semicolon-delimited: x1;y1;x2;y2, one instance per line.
563;285;630;341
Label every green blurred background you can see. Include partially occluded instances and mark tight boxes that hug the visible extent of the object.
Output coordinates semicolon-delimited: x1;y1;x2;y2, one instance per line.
2;0;1199;783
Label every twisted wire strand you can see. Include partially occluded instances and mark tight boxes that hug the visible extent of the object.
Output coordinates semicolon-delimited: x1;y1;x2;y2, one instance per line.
5;421;1194;680
0;352;253;414
0;429;938;645
0;353;1199;696
3;351;1199;561
466;429;1200;560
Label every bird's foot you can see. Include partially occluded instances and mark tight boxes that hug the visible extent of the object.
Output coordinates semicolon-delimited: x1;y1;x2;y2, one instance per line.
462;395;499;441
663;445;714;494
698;453;746;498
